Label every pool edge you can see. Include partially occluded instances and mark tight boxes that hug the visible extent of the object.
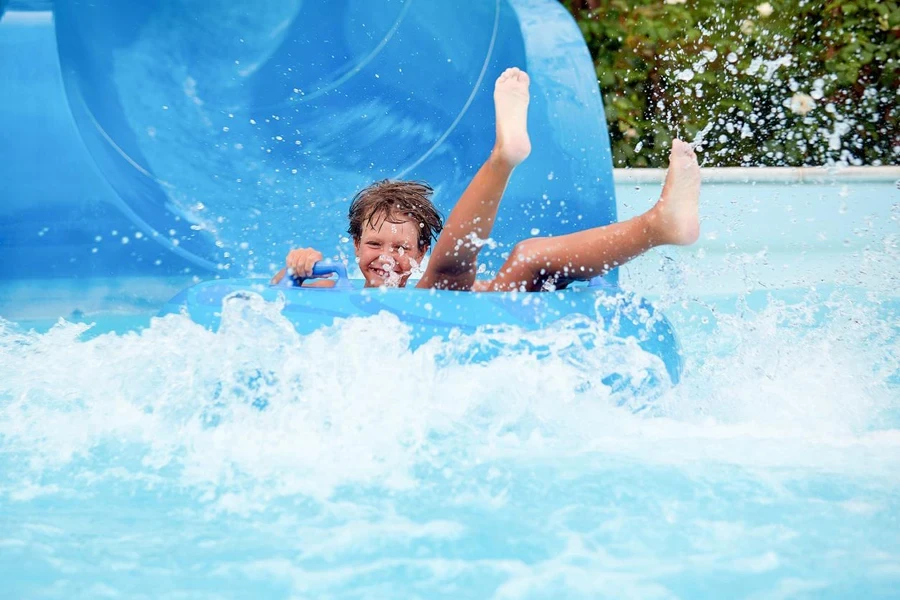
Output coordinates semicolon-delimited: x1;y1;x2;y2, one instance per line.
615;165;900;184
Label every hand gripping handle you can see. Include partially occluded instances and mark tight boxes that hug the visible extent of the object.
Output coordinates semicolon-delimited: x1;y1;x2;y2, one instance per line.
277;259;352;290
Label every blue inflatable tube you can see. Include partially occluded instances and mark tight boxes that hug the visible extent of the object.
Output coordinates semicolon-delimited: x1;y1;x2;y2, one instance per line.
159;262;684;385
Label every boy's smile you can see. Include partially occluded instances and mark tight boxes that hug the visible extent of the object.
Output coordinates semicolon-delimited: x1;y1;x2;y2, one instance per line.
354;216;427;288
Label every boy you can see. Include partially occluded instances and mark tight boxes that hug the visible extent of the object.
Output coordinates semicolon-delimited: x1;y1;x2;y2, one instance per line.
271;68;700;292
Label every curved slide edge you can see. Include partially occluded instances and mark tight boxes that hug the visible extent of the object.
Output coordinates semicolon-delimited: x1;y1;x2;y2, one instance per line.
0;10;198;281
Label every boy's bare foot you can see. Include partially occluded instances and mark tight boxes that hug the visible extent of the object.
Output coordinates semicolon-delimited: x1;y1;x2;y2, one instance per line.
493;67;531;168
647;139;701;245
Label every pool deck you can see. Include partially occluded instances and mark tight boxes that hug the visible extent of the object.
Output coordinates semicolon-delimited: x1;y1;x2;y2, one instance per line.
616;166;900;183
615;166;899;299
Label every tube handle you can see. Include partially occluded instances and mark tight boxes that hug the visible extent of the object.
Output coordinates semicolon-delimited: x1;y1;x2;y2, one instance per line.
277;259;352;290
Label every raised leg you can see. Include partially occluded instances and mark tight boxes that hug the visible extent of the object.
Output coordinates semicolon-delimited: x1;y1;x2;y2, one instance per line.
417;67;531;290
477;140;701;292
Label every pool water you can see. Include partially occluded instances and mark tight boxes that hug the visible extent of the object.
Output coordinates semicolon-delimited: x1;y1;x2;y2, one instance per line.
1;177;899;598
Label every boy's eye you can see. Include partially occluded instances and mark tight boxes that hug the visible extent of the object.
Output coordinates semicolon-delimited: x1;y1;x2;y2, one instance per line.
367;242;380;247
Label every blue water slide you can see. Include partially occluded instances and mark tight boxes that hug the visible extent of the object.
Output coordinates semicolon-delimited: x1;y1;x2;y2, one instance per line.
0;6;198;279
1;0;616;281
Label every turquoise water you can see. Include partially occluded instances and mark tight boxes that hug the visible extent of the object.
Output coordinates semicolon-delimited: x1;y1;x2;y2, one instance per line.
1;181;899;598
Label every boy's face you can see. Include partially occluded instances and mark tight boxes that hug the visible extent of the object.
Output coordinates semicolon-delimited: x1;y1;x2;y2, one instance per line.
354;215;427;288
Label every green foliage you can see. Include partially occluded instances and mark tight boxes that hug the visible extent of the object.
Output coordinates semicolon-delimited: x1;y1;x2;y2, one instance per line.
562;0;899;167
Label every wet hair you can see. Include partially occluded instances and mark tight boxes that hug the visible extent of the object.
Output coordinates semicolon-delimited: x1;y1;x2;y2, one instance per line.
347;179;444;249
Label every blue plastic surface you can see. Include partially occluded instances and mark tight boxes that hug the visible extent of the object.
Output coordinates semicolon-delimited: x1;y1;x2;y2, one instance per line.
0;10;197;279
1;0;615;281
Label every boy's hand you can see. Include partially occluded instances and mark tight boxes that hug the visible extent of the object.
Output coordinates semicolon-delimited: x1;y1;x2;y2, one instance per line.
270;247;324;285
286;247;324;279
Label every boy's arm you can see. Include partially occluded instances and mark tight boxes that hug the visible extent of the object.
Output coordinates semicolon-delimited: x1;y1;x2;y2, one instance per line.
416;154;515;290
417;67;530;290
270;267;290;285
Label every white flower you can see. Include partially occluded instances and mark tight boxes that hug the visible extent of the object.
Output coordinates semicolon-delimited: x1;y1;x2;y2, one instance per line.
664;0;687;4
789;92;815;116
756;2;773;17
740;19;755;35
